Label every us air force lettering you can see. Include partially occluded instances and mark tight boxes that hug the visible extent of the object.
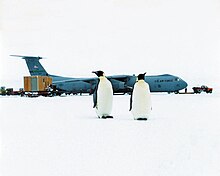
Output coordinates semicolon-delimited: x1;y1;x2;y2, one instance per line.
92;71;113;119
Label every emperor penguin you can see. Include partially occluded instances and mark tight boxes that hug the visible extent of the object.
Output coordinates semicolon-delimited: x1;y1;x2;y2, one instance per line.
92;71;113;119
129;73;152;120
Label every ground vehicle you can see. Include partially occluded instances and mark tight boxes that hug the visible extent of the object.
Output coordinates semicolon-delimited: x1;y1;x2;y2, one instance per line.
192;85;213;94
0;86;6;95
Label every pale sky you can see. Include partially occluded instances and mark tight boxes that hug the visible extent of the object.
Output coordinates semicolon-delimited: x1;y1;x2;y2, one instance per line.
1;0;220;88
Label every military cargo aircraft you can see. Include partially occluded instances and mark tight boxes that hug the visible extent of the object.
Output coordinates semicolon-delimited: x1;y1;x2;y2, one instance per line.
11;55;188;94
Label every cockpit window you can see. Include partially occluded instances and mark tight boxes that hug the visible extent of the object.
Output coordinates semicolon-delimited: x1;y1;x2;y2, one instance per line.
175;78;180;81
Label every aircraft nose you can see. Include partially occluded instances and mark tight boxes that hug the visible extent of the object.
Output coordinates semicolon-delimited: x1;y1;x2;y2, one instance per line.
181;80;188;89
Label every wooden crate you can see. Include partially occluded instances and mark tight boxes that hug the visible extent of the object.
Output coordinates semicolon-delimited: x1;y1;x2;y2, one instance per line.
24;76;52;91
24;76;32;92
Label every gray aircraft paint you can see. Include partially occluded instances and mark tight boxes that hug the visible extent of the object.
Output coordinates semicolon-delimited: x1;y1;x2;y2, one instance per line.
11;55;188;94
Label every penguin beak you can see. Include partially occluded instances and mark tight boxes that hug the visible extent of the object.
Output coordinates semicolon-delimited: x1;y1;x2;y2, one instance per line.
92;71;99;77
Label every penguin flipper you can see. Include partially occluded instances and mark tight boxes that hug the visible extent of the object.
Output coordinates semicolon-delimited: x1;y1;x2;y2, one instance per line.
93;88;97;108
129;90;133;111
93;80;99;108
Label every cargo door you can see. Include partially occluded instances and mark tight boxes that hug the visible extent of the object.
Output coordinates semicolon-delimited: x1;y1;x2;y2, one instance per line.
31;77;38;91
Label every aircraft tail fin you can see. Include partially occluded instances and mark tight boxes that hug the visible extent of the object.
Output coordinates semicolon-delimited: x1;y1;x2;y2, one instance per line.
11;55;49;76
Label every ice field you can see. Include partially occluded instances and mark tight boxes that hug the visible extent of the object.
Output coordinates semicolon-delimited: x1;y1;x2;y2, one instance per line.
1;0;220;175
1;92;220;176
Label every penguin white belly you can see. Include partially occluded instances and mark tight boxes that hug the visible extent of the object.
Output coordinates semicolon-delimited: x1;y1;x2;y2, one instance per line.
96;78;113;117
131;82;152;119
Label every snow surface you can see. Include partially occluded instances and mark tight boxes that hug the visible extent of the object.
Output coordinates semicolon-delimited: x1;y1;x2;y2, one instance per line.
1;92;220;176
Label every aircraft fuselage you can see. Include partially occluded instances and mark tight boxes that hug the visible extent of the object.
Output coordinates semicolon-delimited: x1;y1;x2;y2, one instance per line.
12;55;188;94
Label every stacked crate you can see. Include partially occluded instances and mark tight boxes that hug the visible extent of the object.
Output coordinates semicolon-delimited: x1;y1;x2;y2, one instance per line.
24;76;52;92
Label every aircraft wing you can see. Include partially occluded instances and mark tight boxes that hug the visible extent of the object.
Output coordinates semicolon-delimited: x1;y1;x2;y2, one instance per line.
52;75;132;84
51;75;133;94
107;75;132;80
107;75;133;93
52;77;97;84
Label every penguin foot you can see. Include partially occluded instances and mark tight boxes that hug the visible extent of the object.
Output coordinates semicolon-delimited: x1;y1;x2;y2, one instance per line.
136;118;148;121
102;116;113;119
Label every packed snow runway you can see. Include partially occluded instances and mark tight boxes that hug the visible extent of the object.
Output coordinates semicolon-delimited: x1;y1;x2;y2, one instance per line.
1;92;220;176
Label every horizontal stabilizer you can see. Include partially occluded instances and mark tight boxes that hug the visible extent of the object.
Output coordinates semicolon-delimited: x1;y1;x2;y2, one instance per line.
10;55;43;59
